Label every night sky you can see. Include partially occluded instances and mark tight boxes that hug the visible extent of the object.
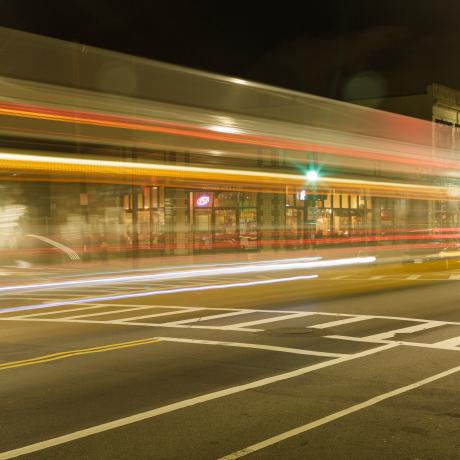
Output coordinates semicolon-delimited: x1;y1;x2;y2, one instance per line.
1;0;460;100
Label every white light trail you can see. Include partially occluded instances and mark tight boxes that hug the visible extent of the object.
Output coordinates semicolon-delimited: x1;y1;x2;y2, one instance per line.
25;234;80;261
0;256;375;294
0;274;318;314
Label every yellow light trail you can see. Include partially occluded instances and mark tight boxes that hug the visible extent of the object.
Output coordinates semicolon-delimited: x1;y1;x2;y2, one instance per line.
0;152;453;200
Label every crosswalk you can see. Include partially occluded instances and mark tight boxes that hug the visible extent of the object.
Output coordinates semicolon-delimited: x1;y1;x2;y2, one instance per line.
2;302;460;354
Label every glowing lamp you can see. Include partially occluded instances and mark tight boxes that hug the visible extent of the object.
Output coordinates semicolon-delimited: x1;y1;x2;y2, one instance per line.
306;170;319;182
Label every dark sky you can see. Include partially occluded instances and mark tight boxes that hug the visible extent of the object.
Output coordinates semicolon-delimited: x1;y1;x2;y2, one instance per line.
1;0;460;100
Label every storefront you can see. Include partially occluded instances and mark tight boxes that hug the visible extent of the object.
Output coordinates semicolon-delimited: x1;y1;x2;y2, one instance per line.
119;186;376;254
192;191;257;251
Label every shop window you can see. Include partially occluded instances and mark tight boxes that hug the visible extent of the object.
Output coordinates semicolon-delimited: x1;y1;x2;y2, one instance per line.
315;198;324;208
239;208;257;236
332;193;342;208
350;195;358;209
352;196;357;208
194;209;212;231
123;187;159;211
123;194;130;210
151;187;159;208
214;192;237;207
286;194;296;207
215;209;237;240
315;209;331;236
239;192;257;207
142;188;150;209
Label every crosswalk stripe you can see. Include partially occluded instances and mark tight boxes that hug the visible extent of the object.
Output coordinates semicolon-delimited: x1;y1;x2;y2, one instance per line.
116;308;204;322
310;316;370;329
364;321;445;341
223;312;315;330
431;335;460;347
165;310;254;325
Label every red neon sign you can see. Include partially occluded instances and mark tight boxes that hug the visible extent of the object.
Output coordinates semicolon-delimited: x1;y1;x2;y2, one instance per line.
196;195;211;207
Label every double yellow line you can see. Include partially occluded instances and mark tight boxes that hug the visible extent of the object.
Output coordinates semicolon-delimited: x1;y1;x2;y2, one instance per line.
0;337;161;371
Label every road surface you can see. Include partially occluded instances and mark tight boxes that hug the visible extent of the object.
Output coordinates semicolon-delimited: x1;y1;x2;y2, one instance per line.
1;262;460;459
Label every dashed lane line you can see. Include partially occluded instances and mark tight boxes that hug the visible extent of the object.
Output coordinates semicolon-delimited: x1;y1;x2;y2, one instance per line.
0;343;397;459
218;362;460;459
0;337;161;371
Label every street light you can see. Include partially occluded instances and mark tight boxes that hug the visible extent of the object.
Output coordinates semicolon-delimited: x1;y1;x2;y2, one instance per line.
306;170;319;182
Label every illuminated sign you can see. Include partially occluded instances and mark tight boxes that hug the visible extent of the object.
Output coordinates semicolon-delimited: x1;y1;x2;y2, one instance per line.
196;195;211;207
297;190;306;201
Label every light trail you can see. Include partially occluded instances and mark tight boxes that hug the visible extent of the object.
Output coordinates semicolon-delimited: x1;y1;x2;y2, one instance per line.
0;100;457;173
0;152;454;199
0;256;375;294
0;274;318;314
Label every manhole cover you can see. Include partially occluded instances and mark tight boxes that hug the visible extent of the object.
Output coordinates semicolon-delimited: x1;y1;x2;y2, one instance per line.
263;327;314;335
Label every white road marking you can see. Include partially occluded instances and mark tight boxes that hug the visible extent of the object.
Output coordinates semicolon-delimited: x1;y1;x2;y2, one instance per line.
406;274;421;280
329;275;348;280
327;335;460;351
83;304;323;314
63;306;154;320
448;274;460;280
369;275;385;280
310;316;370;329
115;308;204;322
14;304;131;318
0;317;264;332
218;362;460;459
5;306;460;348
364;321;445;341
326;334;390;344
431;335;460;348
0;343;396;459
5;304;194;319
84;303;193;309
223;312;315;330
164;310;254;325
158;337;346;358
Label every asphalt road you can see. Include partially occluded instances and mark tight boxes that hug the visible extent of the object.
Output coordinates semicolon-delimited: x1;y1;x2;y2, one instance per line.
1;267;460;459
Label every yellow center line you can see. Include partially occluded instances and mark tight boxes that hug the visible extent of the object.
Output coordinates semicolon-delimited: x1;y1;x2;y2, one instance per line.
0;337;161;371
